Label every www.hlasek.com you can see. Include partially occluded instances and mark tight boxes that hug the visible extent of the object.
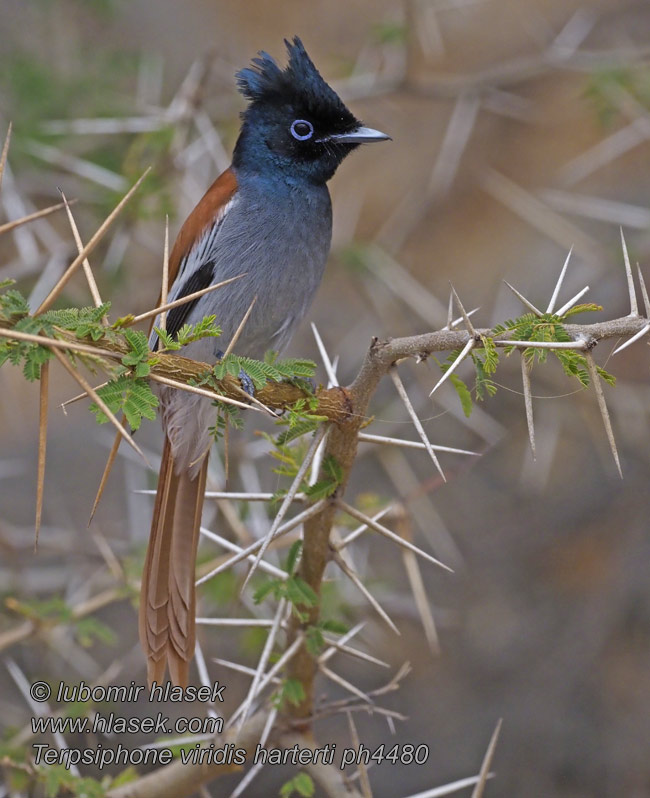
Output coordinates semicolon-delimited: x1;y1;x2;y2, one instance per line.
31;711;223;736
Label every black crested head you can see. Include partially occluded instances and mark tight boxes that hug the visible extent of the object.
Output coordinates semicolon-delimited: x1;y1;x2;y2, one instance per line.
236;37;355;128
233;37;390;184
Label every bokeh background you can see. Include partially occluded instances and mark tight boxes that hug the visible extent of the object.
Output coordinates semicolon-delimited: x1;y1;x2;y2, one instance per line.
1;1;650;796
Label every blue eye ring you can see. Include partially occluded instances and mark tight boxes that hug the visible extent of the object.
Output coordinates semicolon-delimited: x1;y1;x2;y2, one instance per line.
290;119;314;141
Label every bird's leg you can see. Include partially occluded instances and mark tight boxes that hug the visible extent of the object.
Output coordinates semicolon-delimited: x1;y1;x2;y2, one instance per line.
238;368;256;396
214;348;257;396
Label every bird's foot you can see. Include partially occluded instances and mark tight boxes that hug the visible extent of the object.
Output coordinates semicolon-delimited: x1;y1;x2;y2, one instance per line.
239;368;256;397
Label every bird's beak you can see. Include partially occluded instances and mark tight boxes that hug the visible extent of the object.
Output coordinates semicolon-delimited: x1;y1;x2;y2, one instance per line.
326;126;391;144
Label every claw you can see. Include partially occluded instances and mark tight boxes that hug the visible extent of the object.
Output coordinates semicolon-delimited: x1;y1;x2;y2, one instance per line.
239;368;256;396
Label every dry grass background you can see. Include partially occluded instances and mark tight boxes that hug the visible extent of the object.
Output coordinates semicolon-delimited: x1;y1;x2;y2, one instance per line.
1;1;650;796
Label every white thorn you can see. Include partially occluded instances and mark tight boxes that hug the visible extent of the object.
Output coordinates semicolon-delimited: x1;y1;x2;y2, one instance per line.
429;337;475;396
611;322;650;356
636;263;650;318
391;369;446;482
358;432;480;457
503;280;543;317
449;283;477;335
546;246;573;313
338;499;453;572
620;227;639;316
471;719;503;798
585;352;622;478
554;285;590;317
311;322;339;386
521;355;536;459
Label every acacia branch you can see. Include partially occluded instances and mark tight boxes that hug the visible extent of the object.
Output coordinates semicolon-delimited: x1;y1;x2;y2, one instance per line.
0;314;641;423
283;312;647;721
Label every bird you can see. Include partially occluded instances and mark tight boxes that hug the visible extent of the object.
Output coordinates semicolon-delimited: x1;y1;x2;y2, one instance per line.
139;36;390;687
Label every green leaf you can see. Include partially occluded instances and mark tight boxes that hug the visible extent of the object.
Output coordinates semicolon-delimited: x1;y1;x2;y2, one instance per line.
0;288;29;320
321;619;348;634
22;344;53;381
285;540;302;576
281;678;305;707
89;376;158;431
286;576;318;608
175;315;221;346
121;328;149;366
275;417;320;446
596;365;616;386
449;373;473;417
253;579;282;605
153;326;181;351
480;335;499;374
560;303;603;319
304;454;342;501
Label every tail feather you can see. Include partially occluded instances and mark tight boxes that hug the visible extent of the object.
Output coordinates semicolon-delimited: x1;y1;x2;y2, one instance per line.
139;437;207;686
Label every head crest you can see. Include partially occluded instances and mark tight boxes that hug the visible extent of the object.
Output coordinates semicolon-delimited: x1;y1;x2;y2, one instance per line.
236;37;355;124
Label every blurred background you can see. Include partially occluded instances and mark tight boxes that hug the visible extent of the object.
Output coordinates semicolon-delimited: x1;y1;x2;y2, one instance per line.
1;1;650;796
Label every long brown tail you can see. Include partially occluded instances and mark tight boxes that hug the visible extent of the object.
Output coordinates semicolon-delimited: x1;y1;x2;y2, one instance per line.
139;437;208;686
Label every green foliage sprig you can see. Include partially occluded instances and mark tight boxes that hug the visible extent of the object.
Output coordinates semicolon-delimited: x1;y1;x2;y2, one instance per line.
253;541;319;622
441;305;616;417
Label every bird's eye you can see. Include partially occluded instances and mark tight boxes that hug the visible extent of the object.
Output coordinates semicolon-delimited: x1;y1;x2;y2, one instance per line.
290;119;314;141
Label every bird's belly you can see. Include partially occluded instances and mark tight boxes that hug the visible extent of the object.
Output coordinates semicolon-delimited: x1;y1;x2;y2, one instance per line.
157;188;331;471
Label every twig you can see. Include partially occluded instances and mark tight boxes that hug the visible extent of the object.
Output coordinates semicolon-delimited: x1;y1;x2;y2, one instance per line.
449;283;477;335
234;599;287;733
637;264;650;317
358;432;479;457
241;425;328;594
35;361;49;549
0;122;12;192
131;274;245;326
620;227;639;316
159;215;170;333
195;499;327;586
337;500;453;572
503;281;543;317
554;285;590;317
0;200;73;236
429;336;475;396
221;296;257;361
585;351;622;478
59;189;104;312
149;374;265;414
346;711;373;798
611;322;650;356
36;168;150;314
312;322;339;386
521;354;536;458
51;348;148;465
402;773;494;798
390;368;446;482
546;247;573;313
199;526;287;580
88;427;123;524
471;718;503;798
332;551;400;634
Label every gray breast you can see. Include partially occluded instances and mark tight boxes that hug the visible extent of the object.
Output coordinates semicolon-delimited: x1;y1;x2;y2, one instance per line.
155;175;333;473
